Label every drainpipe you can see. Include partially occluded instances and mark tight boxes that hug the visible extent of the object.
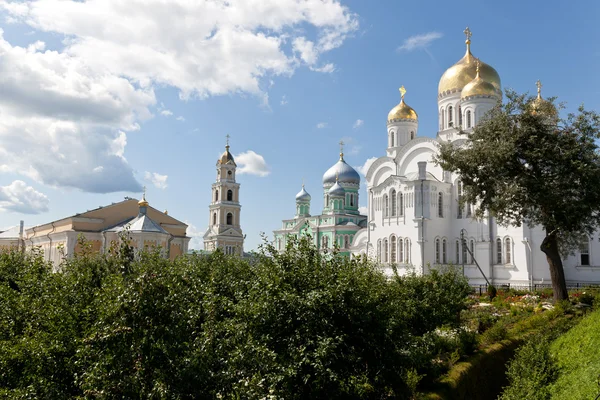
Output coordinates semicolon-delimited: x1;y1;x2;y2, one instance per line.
18;220;24;253
46;222;56;266
167;234;174;260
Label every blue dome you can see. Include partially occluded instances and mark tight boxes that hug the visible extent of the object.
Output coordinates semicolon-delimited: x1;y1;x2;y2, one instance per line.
295;185;311;202
322;158;360;186
328;181;345;197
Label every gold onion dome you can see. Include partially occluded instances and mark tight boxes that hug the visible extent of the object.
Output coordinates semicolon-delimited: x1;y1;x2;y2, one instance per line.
218;135;236;165
438;27;501;98
530;80;557;116
138;187;149;207
387;86;418;123
461;59;499;99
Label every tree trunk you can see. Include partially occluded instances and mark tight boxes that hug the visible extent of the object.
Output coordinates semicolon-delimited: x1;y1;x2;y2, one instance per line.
540;230;568;302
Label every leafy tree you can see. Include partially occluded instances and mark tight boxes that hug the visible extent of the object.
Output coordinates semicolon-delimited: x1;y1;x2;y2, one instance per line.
437;91;600;301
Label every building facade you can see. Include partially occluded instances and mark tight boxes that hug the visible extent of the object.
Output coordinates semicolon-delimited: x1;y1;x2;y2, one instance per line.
23;195;190;267
349;28;600;286
203;140;245;255
274;146;368;256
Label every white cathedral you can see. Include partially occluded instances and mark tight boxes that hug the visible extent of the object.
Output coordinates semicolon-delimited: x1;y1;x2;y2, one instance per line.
349;28;600;287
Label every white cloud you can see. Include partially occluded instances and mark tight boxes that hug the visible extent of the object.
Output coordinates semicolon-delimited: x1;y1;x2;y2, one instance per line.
280;95;288;106
0;180;49;214
397;31;443;52
358;206;368;215
355;156;377;176
144;171;168;189
316;122;328;129
176;116;185;122
353;119;364;129
311;63;336;73
0;0;359;193
185;222;204;250
160;109;173;116
235;150;270;177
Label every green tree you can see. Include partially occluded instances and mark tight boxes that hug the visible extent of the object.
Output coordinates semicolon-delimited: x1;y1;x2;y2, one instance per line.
437;91;600;301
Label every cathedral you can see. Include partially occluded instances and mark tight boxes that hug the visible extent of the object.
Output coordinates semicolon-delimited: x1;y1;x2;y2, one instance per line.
288;27;600;287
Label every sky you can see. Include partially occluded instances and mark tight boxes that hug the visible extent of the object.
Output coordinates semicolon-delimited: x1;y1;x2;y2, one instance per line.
0;0;599;251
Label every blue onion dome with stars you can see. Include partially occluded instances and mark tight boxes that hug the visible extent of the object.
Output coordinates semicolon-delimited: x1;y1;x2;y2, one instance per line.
295;184;311;202
322;141;360;187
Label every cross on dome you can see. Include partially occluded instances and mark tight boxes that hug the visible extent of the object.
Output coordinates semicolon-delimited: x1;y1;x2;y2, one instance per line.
399;85;407;99
225;134;230;149
463;27;472;42
536;80;543;98
339;140;345;160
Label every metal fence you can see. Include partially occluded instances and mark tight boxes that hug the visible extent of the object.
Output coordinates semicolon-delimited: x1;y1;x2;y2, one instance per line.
470;282;600;296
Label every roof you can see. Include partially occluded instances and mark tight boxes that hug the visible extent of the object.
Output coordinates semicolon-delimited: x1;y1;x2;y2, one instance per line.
107;213;168;234
0;226;21;239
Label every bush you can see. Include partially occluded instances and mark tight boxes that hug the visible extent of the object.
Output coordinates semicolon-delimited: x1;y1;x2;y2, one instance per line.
499;335;558;400
480;322;507;346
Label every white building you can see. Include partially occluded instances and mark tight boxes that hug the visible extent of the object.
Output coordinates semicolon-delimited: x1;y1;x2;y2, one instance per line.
350;28;600;287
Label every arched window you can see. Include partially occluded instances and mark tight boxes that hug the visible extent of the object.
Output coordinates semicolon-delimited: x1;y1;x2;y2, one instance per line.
505;238;511;264
213;212;217;225
411;131;415;140
344;235;350;249
580;237;590;265
226;212;233;225
384;195;389;217
391;190;397;217
466;110;472;128
441;109;445;130
442;239;447;264
496;238;502;264
399;238;404;263
227;189;233;201
466;202;472;217
391;236;397;262
322;235;329;249
470;240;475;264
458;105;462;126
390;131;395;147
383;239;389;263
405;239;410;263
448;106;453;127
215;190;219;201
462;239;467;264
457;181;463;219
438;192;443;218
398;192;404;216
350;194;354;207
455;240;460;264
435;239;440;264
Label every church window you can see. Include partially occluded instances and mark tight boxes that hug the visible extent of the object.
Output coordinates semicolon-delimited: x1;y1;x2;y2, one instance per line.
405;239;410;263
226;212;233;225
580;237;590;265
326;194;329;207
456;240;460;264
457;181;463;219
344;235;350;249
470;240;475;264
435;239;440;264
441;109;445;130
438;192;444;218
505;238;512;264
215;190;219;201
462;239;467;264
411;131;415;140
466;202;472;217
227;190;233;201
398;193;404;216
213;212;217;225
350;194;354;207
466;110;472;128
383;239;389;263
496;238;502;264
390;131;395;147
391;236;397;263
458;106;463;126
399;238;404;263
391;190;397;217
448;106;453;127
442;239;447;264
384;195;389;217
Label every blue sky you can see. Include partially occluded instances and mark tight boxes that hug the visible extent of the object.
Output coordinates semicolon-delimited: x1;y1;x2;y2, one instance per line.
0;0;598;250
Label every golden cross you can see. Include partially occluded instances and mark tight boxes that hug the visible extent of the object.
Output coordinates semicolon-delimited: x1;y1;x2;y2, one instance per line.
536;80;542;96
399;85;407;99
463;27;472;42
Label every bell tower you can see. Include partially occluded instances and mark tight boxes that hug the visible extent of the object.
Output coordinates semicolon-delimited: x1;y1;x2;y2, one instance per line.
203;135;244;255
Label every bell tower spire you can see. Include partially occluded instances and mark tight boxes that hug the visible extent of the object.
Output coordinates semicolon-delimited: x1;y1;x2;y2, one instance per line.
204;136;244;256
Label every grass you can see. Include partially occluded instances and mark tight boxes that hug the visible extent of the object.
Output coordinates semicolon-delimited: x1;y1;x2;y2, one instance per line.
549;308;600;399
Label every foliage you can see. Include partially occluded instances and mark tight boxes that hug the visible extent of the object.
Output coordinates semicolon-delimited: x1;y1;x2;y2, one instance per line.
499;335;558;400
0;236;474;399
437;90;600;301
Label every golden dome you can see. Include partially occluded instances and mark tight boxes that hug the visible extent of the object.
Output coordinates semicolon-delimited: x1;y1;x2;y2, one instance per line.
387;86;418;123
461;60;499;99
530;80;557;116
138;187;149;207
438;28;501;98
218;145;236;165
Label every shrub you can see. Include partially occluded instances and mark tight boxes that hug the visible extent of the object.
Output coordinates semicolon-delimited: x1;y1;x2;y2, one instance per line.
480;322;507;346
